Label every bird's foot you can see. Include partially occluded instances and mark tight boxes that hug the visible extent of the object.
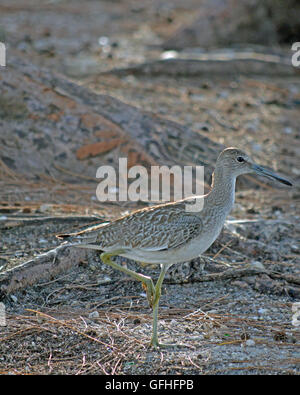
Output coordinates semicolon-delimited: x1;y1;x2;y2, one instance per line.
148;337;192;350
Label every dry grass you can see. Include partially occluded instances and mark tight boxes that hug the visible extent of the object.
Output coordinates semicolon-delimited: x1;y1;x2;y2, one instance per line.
1;296;299;375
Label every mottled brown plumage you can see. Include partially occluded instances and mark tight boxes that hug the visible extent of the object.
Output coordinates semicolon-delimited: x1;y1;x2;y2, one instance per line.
97;202;203;252
58;147;292;348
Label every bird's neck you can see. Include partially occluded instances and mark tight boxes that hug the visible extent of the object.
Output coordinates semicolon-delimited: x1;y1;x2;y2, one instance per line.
209;167;236;212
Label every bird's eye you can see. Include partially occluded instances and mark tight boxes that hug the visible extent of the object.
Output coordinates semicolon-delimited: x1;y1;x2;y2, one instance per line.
237;156;245;163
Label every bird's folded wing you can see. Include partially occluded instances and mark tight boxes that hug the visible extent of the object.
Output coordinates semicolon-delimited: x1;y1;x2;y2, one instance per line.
99;206;204;252
135;212;203;251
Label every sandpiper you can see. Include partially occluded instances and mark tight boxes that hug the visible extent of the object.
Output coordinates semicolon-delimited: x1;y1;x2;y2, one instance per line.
58;147;292;348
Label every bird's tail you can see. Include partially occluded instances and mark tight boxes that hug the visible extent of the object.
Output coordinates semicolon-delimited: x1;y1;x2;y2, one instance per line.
56;222;110;244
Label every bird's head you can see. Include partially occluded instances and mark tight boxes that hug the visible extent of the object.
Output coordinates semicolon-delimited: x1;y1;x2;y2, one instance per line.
216;147;292;186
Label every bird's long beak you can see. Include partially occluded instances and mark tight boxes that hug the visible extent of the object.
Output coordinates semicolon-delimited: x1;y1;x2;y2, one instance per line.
251;163;292;186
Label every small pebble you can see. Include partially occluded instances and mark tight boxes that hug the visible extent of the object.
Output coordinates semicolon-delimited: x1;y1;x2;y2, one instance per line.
250;261;265;270
291;245;299;253
160;50;178;60
10;295;18;303
39;204;51;212
258;308;268;315
283;127;293;134
98;36;109;46
89;311;99;319
245;339;256;346
97;275;111;284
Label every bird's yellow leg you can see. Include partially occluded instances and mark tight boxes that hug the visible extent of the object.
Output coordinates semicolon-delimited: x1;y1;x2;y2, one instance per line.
100;251;155;307
149;265;191;350
149;265;167;349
